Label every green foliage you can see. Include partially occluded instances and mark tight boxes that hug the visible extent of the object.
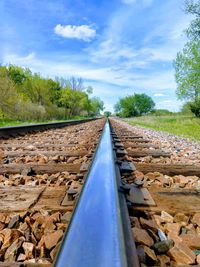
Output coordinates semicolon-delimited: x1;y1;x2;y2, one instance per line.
59;89;89;118
181;102;193;114
185;0;200;40
90;97;104;116
104;111;112;117
0;67;19;117
174;41;200;100
126;114;200;141
8;65;28;85
150;109;173;116
174;0;200;117
114;93;155;117
189;97;200;117
0;64;104;122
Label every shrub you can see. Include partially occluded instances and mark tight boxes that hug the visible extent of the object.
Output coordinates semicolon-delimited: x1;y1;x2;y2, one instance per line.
190;98;200;117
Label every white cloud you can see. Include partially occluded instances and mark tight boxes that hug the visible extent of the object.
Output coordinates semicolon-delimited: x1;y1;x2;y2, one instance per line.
54;24;96;41
3;52;182;111
4;52;36;64
154;93;165;97
156;99;182;111
3;52;176;91
121;0;153;7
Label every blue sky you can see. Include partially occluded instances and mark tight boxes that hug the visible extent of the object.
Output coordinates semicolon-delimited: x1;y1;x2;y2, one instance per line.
1;0;192;112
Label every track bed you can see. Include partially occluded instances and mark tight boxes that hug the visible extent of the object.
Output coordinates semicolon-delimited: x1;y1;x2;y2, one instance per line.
110;118;200;266
0;119;105;266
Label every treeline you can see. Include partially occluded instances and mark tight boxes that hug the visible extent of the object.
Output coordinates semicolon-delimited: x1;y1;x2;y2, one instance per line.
174;0;200;117
114;93;155;117
0;65;104;121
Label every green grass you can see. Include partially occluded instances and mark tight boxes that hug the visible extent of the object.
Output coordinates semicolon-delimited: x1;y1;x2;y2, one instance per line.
125;114;200;142
0;116;90;128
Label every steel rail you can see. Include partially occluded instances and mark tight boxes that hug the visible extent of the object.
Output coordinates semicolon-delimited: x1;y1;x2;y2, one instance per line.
54;120;139;267
0;118;98;138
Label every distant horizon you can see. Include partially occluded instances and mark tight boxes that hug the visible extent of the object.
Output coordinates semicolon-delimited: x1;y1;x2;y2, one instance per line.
1;0;192;112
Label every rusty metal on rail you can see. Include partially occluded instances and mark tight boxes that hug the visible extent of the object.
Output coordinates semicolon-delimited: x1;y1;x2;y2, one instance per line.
54;120;139;267
0;118;99;138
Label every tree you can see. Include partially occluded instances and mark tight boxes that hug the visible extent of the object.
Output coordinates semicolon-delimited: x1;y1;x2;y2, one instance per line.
185;0;200;40
134;94;155;115
0;67;18;117
104;111;112;117
115;95;138;117
67;77;84;91
0;64;104;121
59;88;90;118
190;98;200;116
174;0;200;117
181;102;193;114
174;41;200;100
114;93;155;117
8;65;27;85
90;97;104;116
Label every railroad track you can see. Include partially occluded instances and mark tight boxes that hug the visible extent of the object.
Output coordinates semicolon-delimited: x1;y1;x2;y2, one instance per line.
0;118;105;266
0;117;200;266
109;118;200;266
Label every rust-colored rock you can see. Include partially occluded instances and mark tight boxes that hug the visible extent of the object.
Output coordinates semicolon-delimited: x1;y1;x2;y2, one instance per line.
180;234;200;249
173;175;191;185
134;170;144;180
143;245;157;262
140;217;158;233
161;211;173;223
49;212;61;223
61;212;72;223
0;150;5;162
17;253;26;262
173;213;189;225
42;219;56;234
157;255;170;267
1;229;23;250
67;157;77;163
44;230;63;250
130;217;141;228
0;222;5;231
22;242;34;258
56;223;67;231
152;215;163;228
50;241;61;260
19;222;29;232
32;222;43;241
168;242;196;265
165;223;181;241
192;213;200;226
197;254;200;264
132;227;154;247
186;223;196;235
4;236;24;262
0;213;8;223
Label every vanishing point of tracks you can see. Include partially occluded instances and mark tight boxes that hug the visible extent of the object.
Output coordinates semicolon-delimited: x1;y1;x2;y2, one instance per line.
0;117;200;266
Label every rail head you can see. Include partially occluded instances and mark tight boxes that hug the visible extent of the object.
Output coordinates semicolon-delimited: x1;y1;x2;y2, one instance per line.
53;120;139;267
0;118;100;138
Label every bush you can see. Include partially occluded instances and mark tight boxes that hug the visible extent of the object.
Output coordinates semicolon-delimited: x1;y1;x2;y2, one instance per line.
114;93;155;117
190;98;200;117
181;102;193;114
150;109;173;116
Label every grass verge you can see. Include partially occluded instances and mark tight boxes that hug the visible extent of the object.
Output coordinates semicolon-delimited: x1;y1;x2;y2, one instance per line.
0;117;90;128
125;114;200;142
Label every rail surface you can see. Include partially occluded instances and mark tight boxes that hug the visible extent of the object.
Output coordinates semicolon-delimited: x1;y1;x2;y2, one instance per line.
0;118;98;137
54;120;138;267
